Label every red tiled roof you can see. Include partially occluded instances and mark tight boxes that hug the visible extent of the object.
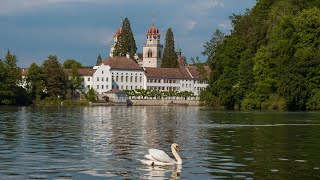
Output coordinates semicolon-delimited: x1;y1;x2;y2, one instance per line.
103;56;143;71
145;67;191;79
184;66;211;79
145;66;211;80
65;68;96;76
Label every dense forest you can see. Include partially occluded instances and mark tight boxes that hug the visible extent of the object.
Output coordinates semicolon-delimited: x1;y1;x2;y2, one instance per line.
200;0;320;110
0;52;86;105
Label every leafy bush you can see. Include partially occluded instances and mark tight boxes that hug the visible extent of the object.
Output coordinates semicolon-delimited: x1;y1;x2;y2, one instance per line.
85;88;96;102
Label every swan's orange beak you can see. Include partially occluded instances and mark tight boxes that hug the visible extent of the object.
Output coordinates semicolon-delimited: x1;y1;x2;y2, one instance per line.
176;146;180;152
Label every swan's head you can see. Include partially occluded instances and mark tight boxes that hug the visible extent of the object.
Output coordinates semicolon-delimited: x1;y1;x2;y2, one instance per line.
172;143;180;152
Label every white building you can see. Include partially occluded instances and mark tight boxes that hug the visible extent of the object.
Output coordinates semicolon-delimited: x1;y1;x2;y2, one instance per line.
144;66;209;96
21;21;210;98
75;21;209;96
142;22;163;68
75;59;209;96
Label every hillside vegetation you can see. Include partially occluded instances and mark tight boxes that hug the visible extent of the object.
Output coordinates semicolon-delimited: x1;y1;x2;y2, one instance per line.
201;0;320;110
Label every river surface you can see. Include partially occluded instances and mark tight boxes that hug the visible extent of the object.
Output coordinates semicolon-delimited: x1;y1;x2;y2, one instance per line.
0;106;320;179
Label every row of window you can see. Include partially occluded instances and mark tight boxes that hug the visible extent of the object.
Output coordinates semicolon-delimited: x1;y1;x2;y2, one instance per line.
112;72;142;76
182;84;192;88
148;79;179;83
87;85;143;90
114;76;142;83
87;85;205;92
88;77;207;84
196;87;206;91
147;79;208;84
114;85;142;90
87;84;205;91
147;86;179;91
96;77;108;82
87;76;143;83
88;84;206;91
146;50;161;58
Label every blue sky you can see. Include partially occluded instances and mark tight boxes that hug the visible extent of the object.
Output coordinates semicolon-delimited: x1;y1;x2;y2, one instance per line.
0;0;255;67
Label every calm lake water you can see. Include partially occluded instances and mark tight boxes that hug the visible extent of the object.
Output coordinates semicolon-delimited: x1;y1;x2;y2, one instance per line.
0;106;320;179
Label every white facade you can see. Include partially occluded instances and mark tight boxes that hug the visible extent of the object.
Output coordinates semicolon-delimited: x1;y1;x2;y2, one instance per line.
82;75;94;92
145;78;208;96
142;24;163;68
84;63;145;95
110;70;145;91
92;64;112;94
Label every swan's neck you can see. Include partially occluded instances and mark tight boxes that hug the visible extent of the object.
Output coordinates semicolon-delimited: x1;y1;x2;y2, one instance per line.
171;145;182;165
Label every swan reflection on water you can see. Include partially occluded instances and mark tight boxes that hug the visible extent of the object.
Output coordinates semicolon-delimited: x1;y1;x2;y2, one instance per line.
139;164;182;179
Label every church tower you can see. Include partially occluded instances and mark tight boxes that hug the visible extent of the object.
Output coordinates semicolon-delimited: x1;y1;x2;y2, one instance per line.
110;24;122;57
142;22;163;68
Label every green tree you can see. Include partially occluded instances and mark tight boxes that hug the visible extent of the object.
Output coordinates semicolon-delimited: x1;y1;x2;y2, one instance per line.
0;50;21;105
201;0;320;110
86;88;96;102
26;63;46;100
202;29;225;61
69;65;84;98
123;17;137;59
96;54;102;66
63;59;82;69
113;17;137;58
43;55;67;98
275;8;320;110
161;28;178;68
190;56;208;81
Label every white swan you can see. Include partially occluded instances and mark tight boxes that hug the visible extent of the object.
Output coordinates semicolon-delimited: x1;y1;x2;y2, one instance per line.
139;143;182;166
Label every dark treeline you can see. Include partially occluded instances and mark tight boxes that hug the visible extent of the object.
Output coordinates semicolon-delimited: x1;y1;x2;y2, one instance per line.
200;0;320;110
0;52;86;105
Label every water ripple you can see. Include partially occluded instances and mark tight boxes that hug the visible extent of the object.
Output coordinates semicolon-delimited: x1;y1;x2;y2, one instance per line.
0;107;320;179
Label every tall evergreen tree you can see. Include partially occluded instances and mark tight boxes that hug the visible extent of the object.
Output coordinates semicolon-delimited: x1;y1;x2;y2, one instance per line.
96;54;102;66
0;50;21;105
113;30;127;57
123;18;137;59
43;55;67;98
113;17;137;59
161;28;178;68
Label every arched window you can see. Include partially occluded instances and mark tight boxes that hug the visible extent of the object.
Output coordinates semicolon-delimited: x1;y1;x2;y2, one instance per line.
148;50;152;57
